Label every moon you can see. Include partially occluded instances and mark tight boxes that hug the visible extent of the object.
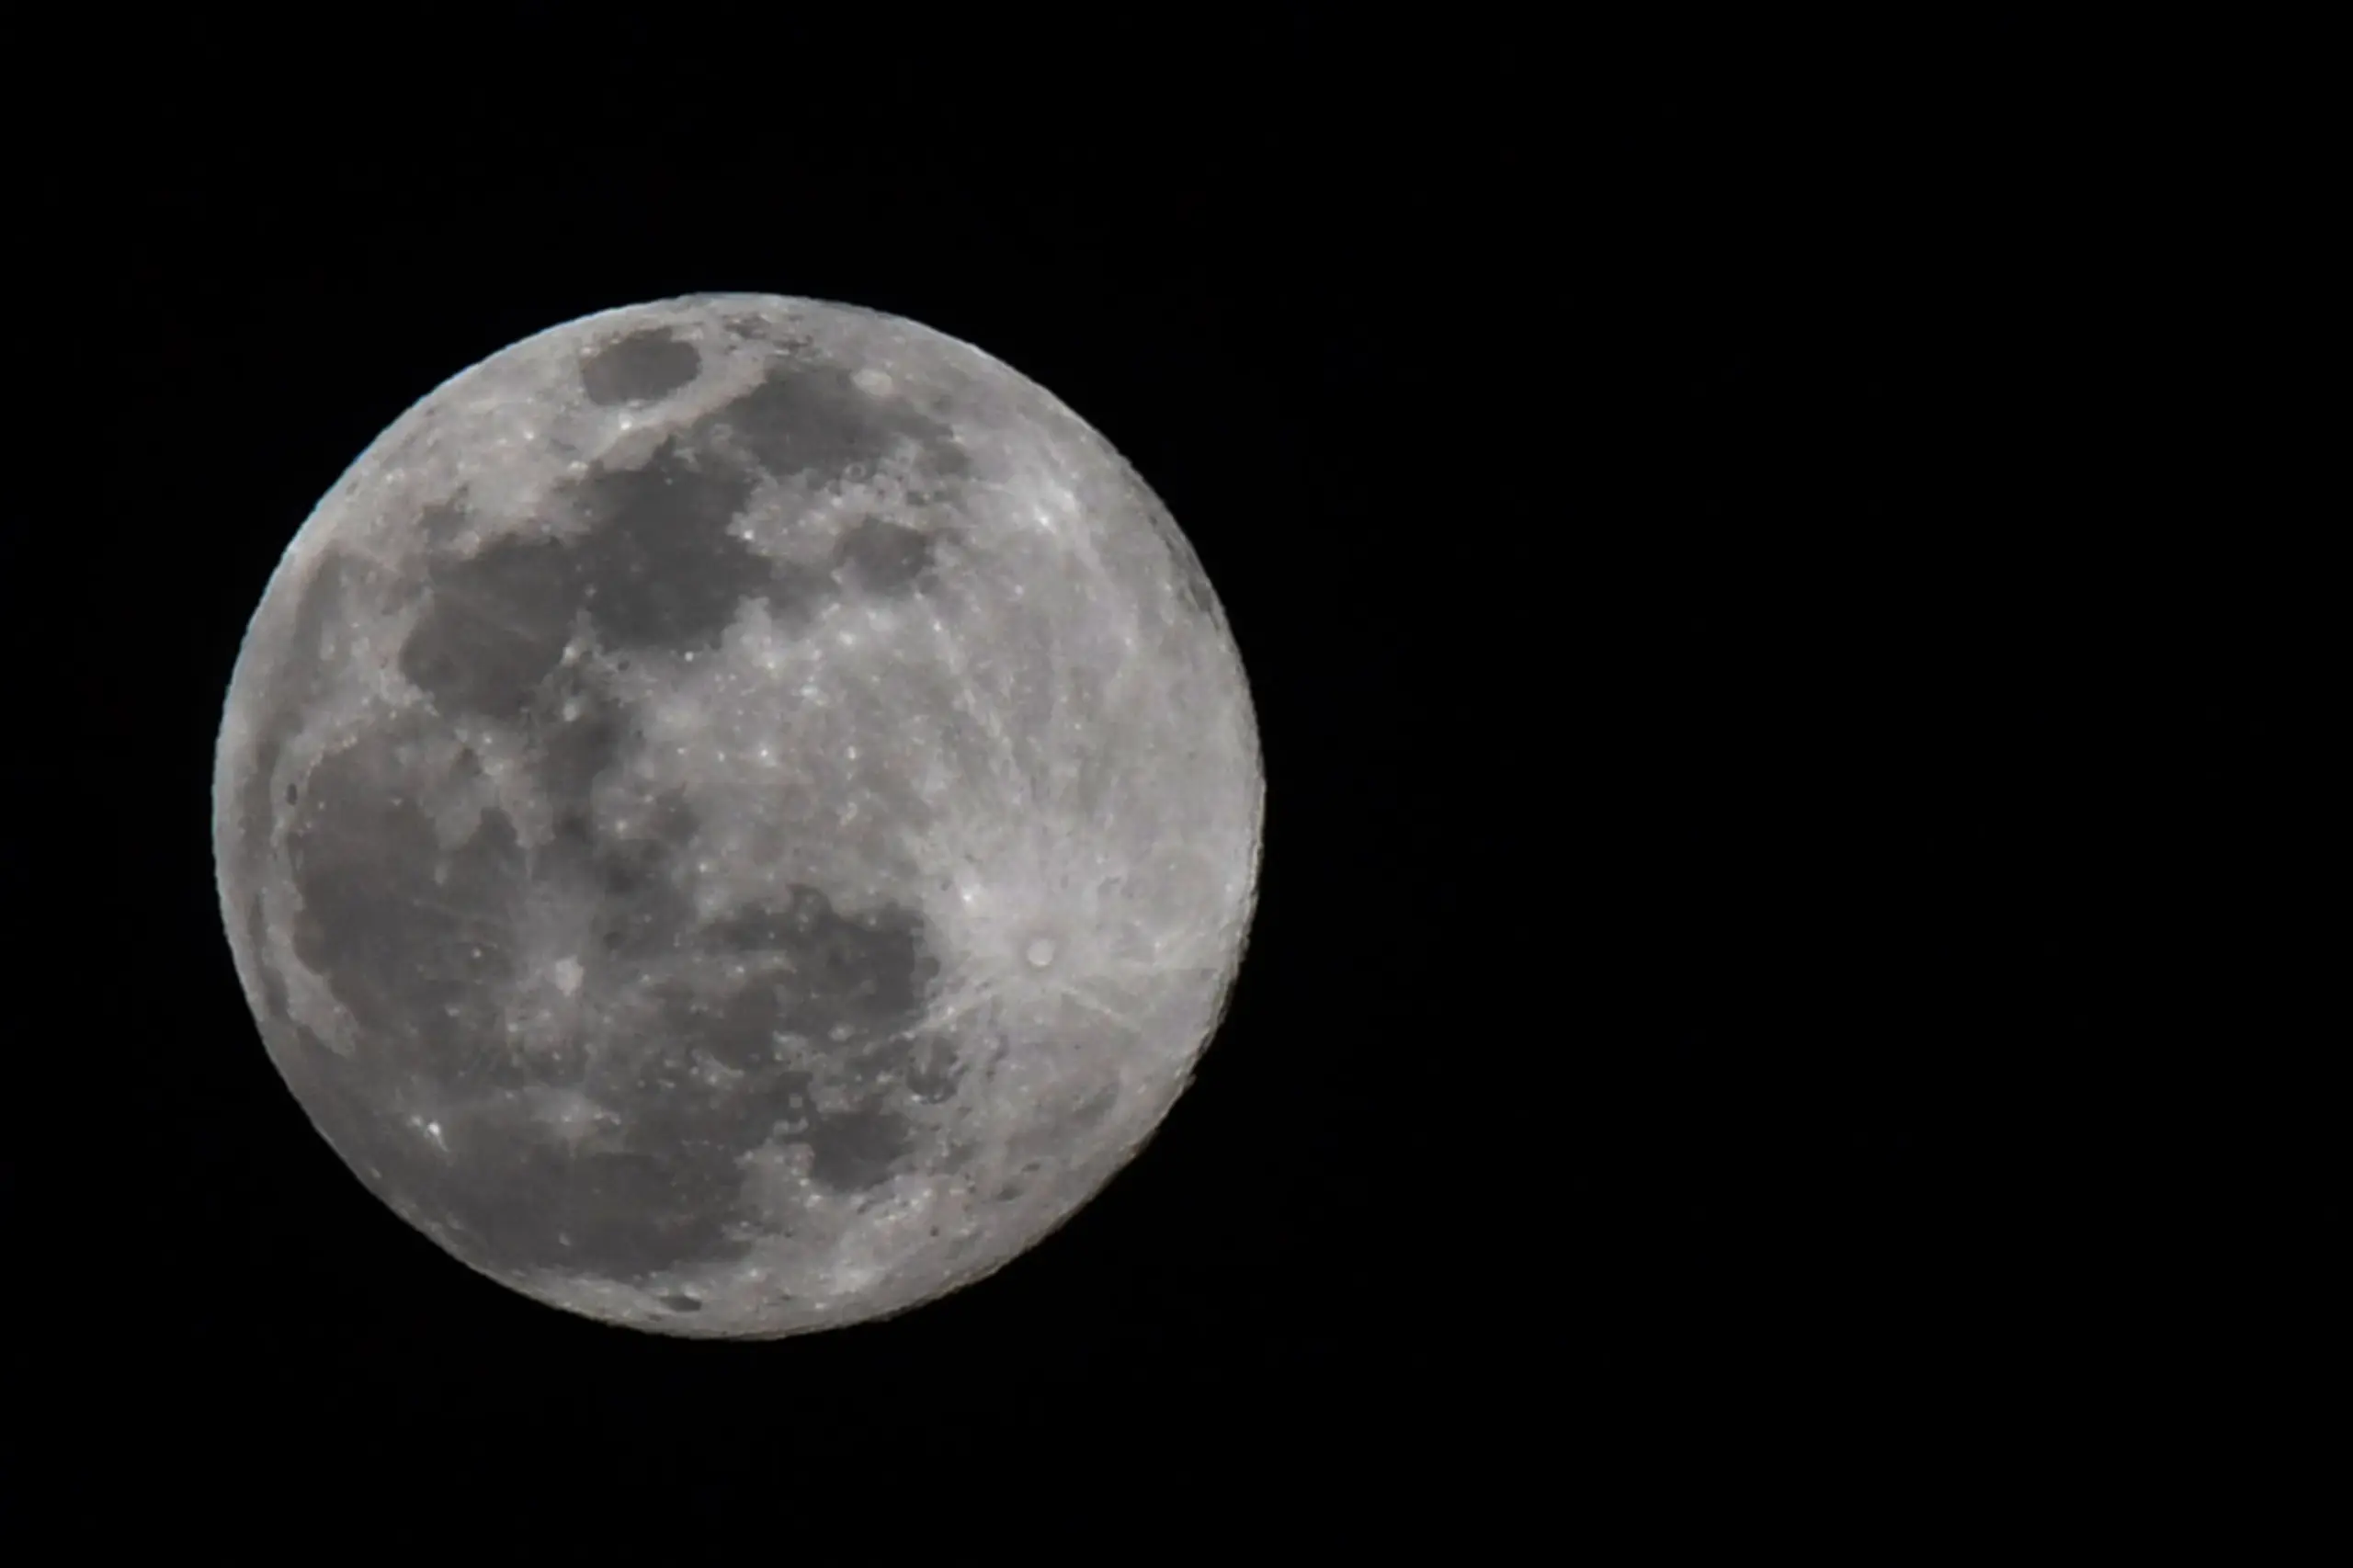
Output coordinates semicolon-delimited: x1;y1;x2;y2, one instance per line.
211;294;1263;1337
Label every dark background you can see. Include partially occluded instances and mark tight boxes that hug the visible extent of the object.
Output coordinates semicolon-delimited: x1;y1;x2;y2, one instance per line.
14;13;2320;1516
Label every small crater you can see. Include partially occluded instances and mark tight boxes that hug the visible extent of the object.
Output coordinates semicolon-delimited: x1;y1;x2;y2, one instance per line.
903;1038;961;1103
659;1292;704;1313
283;782;298;805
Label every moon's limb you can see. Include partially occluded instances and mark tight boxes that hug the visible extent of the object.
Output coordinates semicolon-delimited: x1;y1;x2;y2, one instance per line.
213;294;1262;1336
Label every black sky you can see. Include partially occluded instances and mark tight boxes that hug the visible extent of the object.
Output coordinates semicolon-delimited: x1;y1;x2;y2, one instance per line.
13;13;2316;1520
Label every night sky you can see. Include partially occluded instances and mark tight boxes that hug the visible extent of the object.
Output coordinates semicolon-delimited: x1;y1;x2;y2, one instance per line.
14;13;2312;1520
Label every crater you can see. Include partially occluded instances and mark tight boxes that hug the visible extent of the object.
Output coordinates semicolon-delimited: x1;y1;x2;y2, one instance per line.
419;498;471;547
532;791;703;962
392;983;810;1283
702;360;971;492
580;327;701;406
398;356;976;722
245;892;289;1027
287;724;528;1072
655;975;795;1073
1165;527;1219;619
530;689;628;804
416;1124;761;1285
397;535;582;721
707;886;939;1045
834;516;935;596
566;441;767;653
391;944;920;1280
798;1101;915;1192
402;437;795;715
901;1037;961;1104
238;550;356;855
1063;1081;1119;1135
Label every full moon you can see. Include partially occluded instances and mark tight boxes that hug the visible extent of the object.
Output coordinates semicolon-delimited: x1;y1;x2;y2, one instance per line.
211;294;1263;1337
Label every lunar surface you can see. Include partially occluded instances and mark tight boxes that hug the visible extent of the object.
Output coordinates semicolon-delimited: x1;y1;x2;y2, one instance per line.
211;294;1262;1337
